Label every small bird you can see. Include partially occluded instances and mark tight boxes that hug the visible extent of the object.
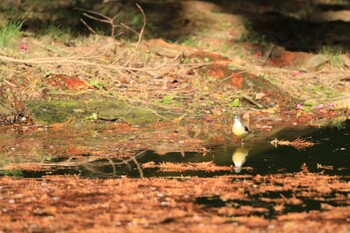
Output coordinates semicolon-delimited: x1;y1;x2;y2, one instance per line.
232;115;250;144
232;146;250;173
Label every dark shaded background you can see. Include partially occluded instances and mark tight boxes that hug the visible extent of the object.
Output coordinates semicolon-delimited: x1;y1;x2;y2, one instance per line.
1;0;350;52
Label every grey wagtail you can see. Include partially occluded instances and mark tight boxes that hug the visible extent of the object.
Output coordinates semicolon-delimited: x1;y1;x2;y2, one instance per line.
232;146;250;173
232;115;250;144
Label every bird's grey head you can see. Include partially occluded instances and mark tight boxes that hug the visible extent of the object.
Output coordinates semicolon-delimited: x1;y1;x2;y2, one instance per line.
234;115;241;122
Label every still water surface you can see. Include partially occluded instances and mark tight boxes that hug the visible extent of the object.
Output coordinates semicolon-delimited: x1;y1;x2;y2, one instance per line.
1;120;348;178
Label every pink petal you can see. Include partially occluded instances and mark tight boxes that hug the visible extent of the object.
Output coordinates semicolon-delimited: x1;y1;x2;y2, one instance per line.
19;44;28;50
296;104;303;109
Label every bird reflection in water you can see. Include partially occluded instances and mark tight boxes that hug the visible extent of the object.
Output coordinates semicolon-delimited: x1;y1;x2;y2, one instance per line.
232;146;250;173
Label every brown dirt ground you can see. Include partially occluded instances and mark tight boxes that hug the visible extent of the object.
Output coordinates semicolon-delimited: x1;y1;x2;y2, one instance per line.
0;173;349;233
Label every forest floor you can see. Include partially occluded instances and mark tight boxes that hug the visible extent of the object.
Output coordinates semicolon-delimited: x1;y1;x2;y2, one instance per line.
0;0;349;232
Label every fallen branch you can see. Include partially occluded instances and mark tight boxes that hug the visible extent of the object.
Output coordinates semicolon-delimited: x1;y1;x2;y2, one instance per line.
0;54;127;76
80;18;97;35
77;7;123;37
242;94;264;109
0;54;178;72
122;4;146;67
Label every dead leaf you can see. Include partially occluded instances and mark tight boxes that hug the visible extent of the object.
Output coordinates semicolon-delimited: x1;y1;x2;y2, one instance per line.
255;93;266;100
172;113;187;124
48;74;89;91
47;118;73;129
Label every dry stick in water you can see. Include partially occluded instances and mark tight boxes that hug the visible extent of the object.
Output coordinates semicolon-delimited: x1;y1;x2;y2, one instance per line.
270;138;315;150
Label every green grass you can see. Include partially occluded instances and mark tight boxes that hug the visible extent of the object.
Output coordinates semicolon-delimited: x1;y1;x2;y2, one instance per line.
0;20;23;48
320;46;344;67
45;23;72;42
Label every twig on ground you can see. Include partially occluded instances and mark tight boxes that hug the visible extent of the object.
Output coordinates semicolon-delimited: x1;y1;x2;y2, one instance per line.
0;54;179;73
80;18;97;34
260;43;275;65
0;54;127;76
122;4;146;67
120;23;139;35
78;8;122;37
145;106;170;121
3;79;17;87
242;94;264;109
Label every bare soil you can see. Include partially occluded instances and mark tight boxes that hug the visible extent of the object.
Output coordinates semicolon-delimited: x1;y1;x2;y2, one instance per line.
1;173;349;233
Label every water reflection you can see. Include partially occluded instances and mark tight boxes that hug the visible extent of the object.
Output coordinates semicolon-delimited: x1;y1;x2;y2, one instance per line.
231;146;250;173
0;120;349;178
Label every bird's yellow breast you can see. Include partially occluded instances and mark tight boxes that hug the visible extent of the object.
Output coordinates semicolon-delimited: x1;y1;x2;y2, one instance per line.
232;147;249;164
232;124;248;138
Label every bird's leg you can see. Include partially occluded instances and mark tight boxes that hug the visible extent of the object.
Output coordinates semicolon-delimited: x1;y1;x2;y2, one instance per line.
240;139;245;147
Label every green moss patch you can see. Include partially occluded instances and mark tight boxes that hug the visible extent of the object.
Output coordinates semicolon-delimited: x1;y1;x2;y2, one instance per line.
27;99;163;125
